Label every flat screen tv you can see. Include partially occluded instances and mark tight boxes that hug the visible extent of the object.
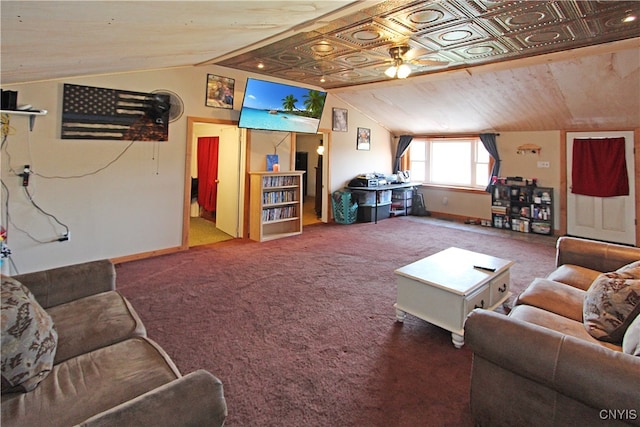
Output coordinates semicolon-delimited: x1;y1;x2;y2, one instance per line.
238;78;327;134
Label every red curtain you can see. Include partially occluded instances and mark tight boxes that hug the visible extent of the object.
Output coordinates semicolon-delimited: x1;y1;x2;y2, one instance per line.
571;137;629;197
197;137;220;212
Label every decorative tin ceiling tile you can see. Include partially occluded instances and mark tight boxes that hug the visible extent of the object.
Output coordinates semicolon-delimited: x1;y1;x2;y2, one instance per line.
574;0;640;16
229;56;291;74
331;19;408;48
298;60;351;76
481;1;564;34
448;39;512;61
382;1;466;33
459;0;527;15
294;36;358;60
416;21;493;49
507;24;579;49
590;8;640;35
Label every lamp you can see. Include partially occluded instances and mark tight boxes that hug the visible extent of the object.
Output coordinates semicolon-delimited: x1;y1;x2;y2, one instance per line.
385;61;411;79
385;46;412;79
397;63;411;79
384;64;398;78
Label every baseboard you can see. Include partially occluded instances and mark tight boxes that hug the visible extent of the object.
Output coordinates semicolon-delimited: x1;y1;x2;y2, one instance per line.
428;211;485;224
111;245;186;265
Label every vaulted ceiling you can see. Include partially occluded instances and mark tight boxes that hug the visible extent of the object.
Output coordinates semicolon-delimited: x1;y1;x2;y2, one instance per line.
215;0;640;89
2;1;639;134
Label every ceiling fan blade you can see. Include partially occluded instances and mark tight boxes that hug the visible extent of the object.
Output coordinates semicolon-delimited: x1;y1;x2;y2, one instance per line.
402;46;430;61
412;58;449;66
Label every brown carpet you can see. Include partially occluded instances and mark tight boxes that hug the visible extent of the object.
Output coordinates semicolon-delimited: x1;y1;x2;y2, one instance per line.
116;216;557;426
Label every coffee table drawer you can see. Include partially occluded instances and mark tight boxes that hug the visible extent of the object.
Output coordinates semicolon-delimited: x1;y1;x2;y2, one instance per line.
489;271;510;306
464;286;491;316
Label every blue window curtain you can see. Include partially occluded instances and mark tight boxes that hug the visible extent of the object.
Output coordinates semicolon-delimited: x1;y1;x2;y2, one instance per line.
480;133;500;192
393;135;413;173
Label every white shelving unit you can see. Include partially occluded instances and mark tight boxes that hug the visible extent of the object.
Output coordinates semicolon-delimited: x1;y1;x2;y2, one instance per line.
0;109;48;131
249;171;305;242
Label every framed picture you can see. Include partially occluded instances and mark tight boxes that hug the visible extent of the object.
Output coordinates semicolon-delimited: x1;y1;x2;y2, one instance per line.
357;127;370;151
206;74;235;109
332;107;348;132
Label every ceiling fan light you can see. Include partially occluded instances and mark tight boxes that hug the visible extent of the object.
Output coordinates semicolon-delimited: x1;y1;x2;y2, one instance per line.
385;65;397;78
397;63;411;79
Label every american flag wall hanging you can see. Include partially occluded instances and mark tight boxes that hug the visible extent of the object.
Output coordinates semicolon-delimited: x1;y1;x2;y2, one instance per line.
61;84;170;141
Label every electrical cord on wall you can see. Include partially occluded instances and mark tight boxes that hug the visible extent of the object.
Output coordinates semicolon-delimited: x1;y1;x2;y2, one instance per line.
2;117;152;249
22;185;69;236
32;139;137;179
1;115;70;245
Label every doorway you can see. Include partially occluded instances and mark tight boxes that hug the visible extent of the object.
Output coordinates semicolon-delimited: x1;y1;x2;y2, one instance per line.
183;118;243;248
295;133;325;226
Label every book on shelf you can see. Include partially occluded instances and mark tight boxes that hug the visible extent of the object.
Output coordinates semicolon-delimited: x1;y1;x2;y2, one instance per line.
262;206;297;222
263;190;296;205
263;175;297;188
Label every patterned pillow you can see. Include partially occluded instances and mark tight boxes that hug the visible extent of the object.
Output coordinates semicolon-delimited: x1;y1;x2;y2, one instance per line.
583;261;640;343
1;276;58;393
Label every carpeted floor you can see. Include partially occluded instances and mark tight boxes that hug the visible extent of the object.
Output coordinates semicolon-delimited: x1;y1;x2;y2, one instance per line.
189;217;234;247
116;217;557;426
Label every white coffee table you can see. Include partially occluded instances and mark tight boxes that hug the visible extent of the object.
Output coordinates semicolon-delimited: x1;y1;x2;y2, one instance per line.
394;247;513;348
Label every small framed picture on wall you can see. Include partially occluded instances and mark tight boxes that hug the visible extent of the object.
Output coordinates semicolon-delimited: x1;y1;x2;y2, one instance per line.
206;74;235;109
332;108;348;132
357;127;370;151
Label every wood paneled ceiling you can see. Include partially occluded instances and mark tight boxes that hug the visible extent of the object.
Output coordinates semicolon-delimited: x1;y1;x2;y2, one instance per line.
213;0;640;89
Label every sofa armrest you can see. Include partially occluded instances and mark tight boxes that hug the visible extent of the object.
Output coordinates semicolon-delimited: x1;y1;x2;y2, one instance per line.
465;309;640;412
76;370;227;427
556;236;640;272
14;259;116;309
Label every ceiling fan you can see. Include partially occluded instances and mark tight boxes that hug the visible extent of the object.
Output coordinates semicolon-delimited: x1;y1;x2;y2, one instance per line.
384;44;449;79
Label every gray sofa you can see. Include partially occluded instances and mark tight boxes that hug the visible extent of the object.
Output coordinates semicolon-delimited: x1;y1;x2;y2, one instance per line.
1;259;227;426
465;237;640;427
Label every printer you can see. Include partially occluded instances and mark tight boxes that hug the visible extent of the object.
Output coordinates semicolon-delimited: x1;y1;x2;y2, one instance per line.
349;173;387;187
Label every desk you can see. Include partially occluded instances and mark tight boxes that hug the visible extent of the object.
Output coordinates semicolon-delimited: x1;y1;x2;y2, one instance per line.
346;182;416;223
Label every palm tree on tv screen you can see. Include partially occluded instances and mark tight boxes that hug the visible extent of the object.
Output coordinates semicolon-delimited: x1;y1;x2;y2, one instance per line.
303;90;325;118
281;94;298;112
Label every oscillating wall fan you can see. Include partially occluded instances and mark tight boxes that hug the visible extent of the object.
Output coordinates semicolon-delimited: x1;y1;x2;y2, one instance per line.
152;89;184;123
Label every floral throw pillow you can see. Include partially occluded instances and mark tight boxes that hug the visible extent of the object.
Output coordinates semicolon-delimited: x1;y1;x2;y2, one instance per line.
583;261;640;343
1;276;58;393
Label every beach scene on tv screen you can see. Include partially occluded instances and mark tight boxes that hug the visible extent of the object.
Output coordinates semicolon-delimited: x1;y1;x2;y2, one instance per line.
239;79;326;133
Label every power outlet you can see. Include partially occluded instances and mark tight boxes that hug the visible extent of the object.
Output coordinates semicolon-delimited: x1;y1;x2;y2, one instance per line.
537;161;550;168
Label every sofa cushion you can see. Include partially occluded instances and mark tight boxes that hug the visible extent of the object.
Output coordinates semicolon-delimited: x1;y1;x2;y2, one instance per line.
509;305;621;351
46;291;146;364
1;277;58;393
583;261;640;343
515;278;585;322
622;314;640;356
546;264;601;291
0;337;181;427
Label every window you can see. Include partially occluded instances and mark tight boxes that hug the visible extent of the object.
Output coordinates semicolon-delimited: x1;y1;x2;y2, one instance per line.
409;137;490;189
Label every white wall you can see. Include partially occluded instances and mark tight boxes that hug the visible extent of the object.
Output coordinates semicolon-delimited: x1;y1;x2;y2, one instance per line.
248;130;292;172
1;65;391;273
318;97;394;193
